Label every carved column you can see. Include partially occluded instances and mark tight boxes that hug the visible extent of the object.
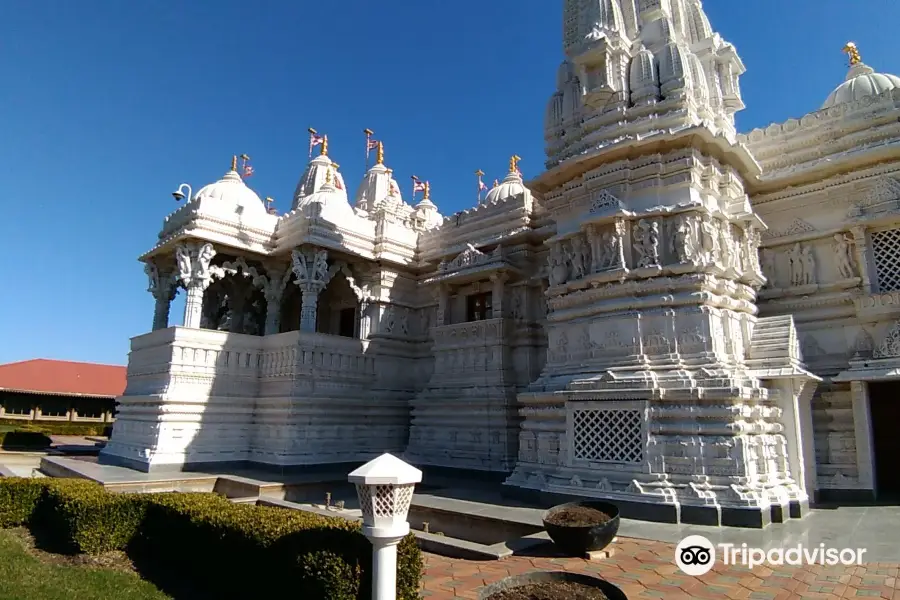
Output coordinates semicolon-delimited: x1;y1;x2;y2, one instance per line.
491;272;508;318
850;226;873;292
175;242;217;329
291;247;332;334
260;266;288;335
145;262;177;331
436;284;450;326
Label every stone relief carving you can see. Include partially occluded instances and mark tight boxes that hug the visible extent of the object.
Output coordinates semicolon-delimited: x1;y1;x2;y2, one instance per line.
677;328;707;354
761;217;815;240
833;233;856;279
853;328;874;358
671;215;699;264
588;190;623;215
439;244;501;273
290;248;332;289
874;321;900;358
145;262;177;302
383;306;396;333
547;243;568;286
568;235;589;279
787;243;815;286
399;308;409;335
632;219;659;268
510;287;524;322
761;249;776;284
699;217;720;264
175;242;217;288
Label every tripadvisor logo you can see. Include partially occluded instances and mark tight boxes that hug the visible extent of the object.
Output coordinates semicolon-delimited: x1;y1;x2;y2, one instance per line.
675;535;867;575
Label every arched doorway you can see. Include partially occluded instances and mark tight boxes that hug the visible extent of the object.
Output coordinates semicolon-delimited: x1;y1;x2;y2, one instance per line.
316;272;360;338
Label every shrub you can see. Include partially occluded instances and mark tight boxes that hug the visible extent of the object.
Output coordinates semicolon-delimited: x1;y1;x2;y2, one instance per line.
35;479;147;554
0;478;50;527
0;431;51;450
0;419;112;438
0;478;424;600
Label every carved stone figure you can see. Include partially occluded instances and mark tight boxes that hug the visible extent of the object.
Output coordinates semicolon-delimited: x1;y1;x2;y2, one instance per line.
312;250;330;282
699;218;719;264
761;249;776;284
175;245;192;284
547;243;568;286
569;236;587;279
833;233;856;279
633;219;659;268
719;225;734;269
511;287;524;321
672;215;698;263
196;244;216;280
399;308;409;335
800;245;816;285
383;306;395;333
787;243;804;286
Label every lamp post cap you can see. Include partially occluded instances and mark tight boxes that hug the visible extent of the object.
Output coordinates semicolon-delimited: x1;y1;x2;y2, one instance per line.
348;453;423;486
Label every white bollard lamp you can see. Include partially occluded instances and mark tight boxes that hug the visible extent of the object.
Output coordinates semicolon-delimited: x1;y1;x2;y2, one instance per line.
349;453;422;600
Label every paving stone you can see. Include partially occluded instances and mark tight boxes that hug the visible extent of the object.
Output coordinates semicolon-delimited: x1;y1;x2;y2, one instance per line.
420;537;899;599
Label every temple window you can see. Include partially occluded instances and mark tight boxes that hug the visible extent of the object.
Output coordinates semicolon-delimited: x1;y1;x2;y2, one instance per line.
871;227;900;292
466;292;492;322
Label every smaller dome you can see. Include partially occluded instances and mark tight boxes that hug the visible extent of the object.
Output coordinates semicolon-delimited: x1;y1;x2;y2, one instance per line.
822;62;900;109
194;165;267;217
295;168;354;220
483;168;532;205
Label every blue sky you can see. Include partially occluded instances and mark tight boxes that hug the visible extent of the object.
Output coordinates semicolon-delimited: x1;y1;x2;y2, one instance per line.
1;0;898;366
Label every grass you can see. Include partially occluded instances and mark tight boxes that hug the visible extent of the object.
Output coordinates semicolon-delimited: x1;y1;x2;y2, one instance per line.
0;528;170;600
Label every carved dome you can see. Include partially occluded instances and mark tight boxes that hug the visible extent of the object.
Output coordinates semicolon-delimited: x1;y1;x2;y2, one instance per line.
194;165;267;217
295;168;354;220
822;62;900;109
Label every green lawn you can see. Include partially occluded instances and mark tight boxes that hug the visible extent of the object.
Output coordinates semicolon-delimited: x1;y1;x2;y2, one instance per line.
0;529;170;600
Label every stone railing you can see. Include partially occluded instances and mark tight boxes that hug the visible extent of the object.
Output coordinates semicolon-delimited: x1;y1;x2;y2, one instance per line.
431;318;508;349
127;327;263;379
259;331;376;380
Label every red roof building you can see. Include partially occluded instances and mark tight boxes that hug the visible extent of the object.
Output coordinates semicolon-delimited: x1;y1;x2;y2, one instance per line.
0;359;125;423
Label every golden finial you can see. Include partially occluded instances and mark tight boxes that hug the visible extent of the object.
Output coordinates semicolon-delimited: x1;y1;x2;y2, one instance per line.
376;141;384;165
320;135;329;156
843;42;861;66
325;167;333;185
231;155;238;171
509;155;521;174
424;181;431;200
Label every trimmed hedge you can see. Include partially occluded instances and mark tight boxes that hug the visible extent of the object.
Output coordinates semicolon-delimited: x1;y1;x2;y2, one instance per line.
0;430;52;449
0;478;423;600
0;419;112;438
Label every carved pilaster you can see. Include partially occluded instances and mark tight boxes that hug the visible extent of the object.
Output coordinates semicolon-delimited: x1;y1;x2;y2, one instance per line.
175;242;217;329
436;284;450;326
145;262;177;331
490;272;508;318
850;226;873;292
614;218;628;269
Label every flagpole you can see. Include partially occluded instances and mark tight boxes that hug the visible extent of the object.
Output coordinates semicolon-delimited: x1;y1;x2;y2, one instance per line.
411;175;418;201
475;169;485;203
364;128;374;171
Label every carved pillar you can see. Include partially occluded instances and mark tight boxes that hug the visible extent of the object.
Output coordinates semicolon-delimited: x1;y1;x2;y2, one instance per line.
491;272;508;318
850;226;873;292
145;262;177;331
299;287;322;332
291;247;332;334
850;381;876;491
175;242;217;329
261;266;288;335
436;284;450;326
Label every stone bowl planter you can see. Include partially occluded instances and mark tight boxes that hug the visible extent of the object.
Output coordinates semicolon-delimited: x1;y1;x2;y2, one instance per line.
541;500;620;556
479;571;628;600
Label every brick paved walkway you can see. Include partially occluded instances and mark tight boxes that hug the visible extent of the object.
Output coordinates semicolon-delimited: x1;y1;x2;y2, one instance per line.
421;537;899;599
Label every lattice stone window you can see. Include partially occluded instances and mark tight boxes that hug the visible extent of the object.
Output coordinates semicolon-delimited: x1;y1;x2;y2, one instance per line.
570;402;645;464
871;227;900;292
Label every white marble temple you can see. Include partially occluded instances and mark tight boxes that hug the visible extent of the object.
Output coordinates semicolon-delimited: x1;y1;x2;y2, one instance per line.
103;4;900;521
